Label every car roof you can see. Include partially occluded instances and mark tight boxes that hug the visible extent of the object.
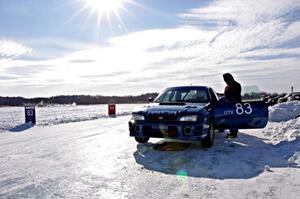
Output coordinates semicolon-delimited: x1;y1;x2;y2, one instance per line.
166;86;211;90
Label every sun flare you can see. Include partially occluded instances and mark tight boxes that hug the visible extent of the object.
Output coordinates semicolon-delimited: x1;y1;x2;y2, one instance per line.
74;0;140;34
84;0;124;15
77;0;133;31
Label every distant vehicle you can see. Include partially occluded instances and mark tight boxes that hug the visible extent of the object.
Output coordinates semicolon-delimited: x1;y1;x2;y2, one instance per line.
288;92;300;101
129;86;268;147
263;94;273;103
275;92;300;104
278;93;292;103
267;93;286;106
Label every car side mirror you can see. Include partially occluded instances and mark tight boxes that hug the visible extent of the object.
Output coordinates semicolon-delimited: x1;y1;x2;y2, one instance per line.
148;97;154;103
206;103;212;111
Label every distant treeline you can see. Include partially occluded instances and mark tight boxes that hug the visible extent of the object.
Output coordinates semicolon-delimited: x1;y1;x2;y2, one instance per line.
0;93;159;106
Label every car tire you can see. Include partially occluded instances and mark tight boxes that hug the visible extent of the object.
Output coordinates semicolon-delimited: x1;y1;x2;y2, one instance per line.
201;121;215;148
135;137;150;143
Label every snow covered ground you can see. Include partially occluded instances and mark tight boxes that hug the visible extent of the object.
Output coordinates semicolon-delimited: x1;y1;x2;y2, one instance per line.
0;102;300;198
0;104;137;131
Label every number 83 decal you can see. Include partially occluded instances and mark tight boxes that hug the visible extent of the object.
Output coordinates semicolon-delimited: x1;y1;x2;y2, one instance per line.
27;110;34;116
235;103;253;115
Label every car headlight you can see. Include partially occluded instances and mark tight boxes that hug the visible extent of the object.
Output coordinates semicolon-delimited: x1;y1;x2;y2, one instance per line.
179;115;198;122
132;114;145;121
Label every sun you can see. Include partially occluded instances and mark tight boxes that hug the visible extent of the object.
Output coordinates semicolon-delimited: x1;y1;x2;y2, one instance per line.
73;0;140;33
84;0;124;15
75;0;133;31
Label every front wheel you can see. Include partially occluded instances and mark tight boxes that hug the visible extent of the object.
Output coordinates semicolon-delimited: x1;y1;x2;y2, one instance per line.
201;122;215;148
135;137;150;143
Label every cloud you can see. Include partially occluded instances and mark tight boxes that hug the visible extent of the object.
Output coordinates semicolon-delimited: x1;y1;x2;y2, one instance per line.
180;0;300;27
0;39;32;58
4;64;54;77
21;37;97;60
1;0;300;97
0;75;18;80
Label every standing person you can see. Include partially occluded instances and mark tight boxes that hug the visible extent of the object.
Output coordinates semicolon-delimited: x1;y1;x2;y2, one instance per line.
223;73;242;138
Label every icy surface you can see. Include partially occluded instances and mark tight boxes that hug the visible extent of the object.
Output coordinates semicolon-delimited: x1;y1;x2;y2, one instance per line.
0;102;300;198
0;116;299;198
0;104;141;131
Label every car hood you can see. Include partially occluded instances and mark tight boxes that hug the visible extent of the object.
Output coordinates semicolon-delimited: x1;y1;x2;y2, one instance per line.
133;103;209;116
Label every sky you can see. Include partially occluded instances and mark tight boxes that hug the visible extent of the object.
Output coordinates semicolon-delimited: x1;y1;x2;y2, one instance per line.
0;0;300;97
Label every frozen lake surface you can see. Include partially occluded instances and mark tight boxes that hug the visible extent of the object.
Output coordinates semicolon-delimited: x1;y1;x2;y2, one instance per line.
0;104;141;131
0;102;299;198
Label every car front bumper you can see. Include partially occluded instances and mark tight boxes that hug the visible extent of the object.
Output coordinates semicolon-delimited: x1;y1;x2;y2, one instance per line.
129;120;210;141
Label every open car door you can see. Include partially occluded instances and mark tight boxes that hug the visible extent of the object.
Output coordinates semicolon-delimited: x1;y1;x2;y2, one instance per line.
213;101;269;129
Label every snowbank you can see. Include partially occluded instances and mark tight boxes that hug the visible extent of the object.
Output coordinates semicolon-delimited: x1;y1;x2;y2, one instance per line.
288;151;300;167
262;101;300;144
268;101;300;122
263;119;300;144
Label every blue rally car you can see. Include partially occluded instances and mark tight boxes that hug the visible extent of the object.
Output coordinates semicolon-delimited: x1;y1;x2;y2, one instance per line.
129;86;268;147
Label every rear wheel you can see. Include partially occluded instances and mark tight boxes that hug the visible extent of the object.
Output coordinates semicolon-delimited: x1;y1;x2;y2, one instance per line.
135;137;150;143
201;122;215;148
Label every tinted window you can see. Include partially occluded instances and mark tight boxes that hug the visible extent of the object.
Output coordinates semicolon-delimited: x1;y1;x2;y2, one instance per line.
155;87;209;103
209;88;218;103
155;90;172;103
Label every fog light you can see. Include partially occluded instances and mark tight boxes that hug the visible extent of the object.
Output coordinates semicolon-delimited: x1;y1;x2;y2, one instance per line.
183;127;192;136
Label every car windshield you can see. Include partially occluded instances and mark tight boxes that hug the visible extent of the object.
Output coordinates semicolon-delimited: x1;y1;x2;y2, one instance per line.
154;87;209;103
241;85;263;101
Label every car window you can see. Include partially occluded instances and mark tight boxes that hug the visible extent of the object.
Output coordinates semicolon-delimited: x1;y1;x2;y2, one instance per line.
241;85;263;101
184;90;197;100
181;91;188;100
170;91;187;102
209;88;218;103
184;90;208;103
160;90;173;102
155;88;209;103
155;89;172;102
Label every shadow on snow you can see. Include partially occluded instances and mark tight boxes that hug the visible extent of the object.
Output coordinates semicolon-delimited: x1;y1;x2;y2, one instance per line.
133;132;300;179
9;123;34;132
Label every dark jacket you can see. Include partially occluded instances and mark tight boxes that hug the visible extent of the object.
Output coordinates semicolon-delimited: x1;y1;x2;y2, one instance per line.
223;73;242;103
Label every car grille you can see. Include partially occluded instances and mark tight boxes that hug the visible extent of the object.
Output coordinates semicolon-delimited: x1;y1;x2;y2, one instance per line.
146;114;178;122
143;126;178;138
